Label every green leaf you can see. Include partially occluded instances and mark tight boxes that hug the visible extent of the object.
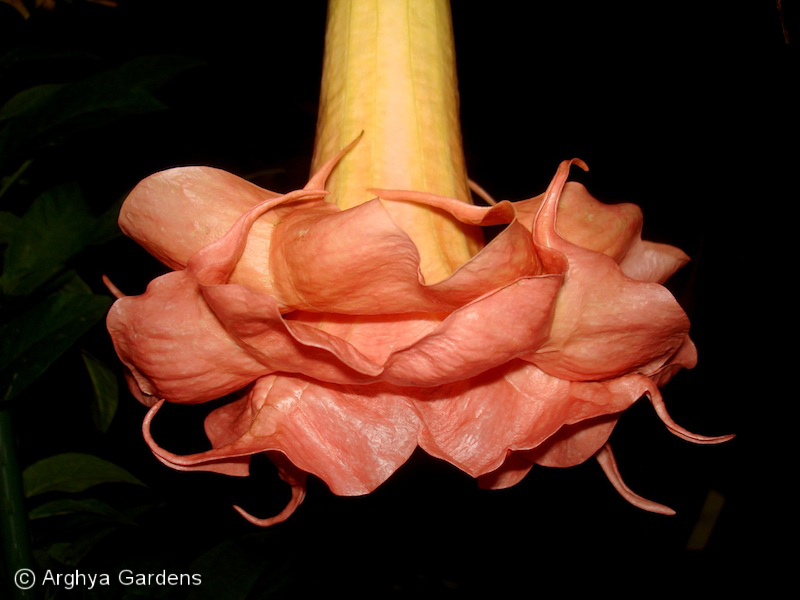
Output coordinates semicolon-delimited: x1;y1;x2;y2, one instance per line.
28;498;133;524
41;525;120;567
0;82;65;123
88;193;124;246
0;47;98;75
0;54;203;165
0;210;20;244
22;453;145;498
0;272;112;404
1;183;101;296
81;351;118;433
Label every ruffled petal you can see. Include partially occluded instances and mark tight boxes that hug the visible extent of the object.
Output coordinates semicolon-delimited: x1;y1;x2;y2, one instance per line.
144;375;421;496
524;160;692;381
514;182;642;262
119;166;280;282
269;192;540;314
412;362;648;478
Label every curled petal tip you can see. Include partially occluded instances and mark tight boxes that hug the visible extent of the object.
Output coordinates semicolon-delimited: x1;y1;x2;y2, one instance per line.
596;444;676;516
648;391;736;445
571;158;589;172
231;483;306;527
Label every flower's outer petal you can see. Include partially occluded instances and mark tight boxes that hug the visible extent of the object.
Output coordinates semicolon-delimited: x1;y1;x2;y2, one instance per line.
108;271;271;404
476;413;620;491
513;182;641;262
144;375;421;496
530;413;620;469
618;239;690;284
118;166;280;286
412;362;650;479
117;138;358;307
475;452;533;490
513;182;690;283
650;335;697;387
525;161;691;381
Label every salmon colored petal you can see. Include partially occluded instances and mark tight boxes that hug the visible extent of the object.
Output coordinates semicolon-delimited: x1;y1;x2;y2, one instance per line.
117;137;356;289
381;277;561;386
524;160;691;381
477;413;620;491
414;362;657;479
143;375;421;496
269;193;539;314
108;271;268;404
595;444;676;515
650;335;698;387
618;239;690;284
514;182;641;262
119;166;279;279
285;311;445;366
511;181;689;284
232;452;308;527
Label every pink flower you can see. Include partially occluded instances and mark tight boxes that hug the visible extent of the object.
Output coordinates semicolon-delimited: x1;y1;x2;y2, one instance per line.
107;145;731;525
106;0;732;526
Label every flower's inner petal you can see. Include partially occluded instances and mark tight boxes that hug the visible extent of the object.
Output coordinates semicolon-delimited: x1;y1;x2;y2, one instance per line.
269;194;540;314
382;276;561;386
285;311;446;365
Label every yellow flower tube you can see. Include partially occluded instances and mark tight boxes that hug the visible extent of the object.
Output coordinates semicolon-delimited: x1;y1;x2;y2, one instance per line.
311;0;483;284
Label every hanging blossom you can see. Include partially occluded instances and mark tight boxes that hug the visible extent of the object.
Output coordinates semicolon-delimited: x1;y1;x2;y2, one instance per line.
106;137;733;526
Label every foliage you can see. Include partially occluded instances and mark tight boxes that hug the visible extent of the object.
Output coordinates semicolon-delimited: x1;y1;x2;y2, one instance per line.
0;17;222;599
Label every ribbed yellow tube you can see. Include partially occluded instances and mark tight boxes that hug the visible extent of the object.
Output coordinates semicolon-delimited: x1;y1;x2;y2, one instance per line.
310;0;483;284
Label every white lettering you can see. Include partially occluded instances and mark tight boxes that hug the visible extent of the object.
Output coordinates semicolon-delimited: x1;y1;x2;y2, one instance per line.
118;570;201;586
40;570;109;590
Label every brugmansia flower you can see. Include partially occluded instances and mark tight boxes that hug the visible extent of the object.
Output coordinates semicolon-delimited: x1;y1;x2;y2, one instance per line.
107;0;732;526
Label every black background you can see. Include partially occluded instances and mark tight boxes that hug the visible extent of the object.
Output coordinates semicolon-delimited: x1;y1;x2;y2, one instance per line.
2;0;793;596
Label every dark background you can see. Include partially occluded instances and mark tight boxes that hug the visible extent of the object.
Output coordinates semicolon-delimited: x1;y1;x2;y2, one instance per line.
2;0;792;597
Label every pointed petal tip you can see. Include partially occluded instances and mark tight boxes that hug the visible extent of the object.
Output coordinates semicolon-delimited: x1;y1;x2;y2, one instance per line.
102;274;126;299
305;132;363;190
